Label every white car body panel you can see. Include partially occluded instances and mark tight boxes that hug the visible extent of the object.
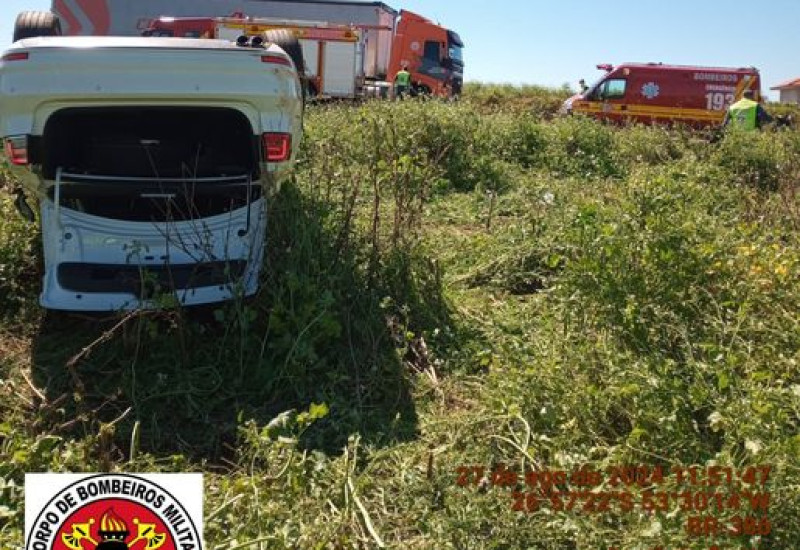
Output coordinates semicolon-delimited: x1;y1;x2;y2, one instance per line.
0;36;303;311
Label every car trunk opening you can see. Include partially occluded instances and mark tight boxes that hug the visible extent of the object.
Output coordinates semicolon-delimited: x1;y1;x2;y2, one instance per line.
42;107;261;222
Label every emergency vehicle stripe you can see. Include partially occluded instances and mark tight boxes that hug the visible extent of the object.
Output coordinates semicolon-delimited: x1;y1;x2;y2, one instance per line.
75;0;111;35
734;76;760;101
219;21;359;42
735;79;747;98
573;102;724;122
53;0;82;35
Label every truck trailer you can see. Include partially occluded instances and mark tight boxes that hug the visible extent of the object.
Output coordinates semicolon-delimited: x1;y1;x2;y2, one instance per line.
51;0;464;98
145;15;374;99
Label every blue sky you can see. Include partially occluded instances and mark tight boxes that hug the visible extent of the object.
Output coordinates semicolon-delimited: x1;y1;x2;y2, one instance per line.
2;0;797;98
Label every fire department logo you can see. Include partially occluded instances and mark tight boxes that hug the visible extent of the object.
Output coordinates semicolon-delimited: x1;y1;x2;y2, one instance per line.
25;474;203;550
641;81;660;99
56;502;170;550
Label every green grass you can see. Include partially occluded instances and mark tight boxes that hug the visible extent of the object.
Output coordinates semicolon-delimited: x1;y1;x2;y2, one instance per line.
1;86;799;549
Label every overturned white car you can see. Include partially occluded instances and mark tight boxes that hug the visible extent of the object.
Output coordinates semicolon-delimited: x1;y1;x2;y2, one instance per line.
0;18;304;311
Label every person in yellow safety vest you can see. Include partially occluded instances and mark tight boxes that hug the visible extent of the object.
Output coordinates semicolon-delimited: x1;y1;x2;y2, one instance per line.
723;89;772;130
394;64;411;100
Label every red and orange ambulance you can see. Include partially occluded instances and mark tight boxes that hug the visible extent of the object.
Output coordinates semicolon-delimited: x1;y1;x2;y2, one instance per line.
563;63;762;126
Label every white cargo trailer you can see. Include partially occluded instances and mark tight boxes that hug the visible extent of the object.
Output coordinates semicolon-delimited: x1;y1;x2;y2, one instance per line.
52;0;397;80
188;17;367;99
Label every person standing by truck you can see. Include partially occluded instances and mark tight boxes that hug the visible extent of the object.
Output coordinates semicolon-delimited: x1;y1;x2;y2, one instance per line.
394;64;411;99
723;89;772;130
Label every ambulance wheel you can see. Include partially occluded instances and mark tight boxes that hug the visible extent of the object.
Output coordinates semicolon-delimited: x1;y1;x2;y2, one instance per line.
263;29;306;75
13;11;62;42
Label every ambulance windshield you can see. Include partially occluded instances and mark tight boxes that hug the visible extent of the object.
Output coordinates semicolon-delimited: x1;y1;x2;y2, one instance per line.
584;76;606;97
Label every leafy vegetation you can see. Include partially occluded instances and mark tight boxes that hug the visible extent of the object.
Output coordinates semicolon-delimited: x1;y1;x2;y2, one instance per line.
1;85;799;549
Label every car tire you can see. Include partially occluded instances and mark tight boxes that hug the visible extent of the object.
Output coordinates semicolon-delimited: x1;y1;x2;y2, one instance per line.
13;11;62;42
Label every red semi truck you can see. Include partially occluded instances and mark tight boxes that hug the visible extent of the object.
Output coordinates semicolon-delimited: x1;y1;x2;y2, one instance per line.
563;63;762;126
51;0;464;99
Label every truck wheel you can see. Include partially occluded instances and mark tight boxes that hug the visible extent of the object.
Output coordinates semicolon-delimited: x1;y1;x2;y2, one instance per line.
13;11;62;42
306;79;319;98
263;29;305;75
412;84;431;98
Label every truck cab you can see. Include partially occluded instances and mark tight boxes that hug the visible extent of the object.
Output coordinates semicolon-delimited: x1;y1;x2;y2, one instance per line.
388;10;463;97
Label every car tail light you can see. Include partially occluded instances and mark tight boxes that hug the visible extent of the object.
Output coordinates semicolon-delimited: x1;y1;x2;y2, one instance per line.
4;136;28;165
2;52;29;62
263;133;292;162
261;55;292;67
